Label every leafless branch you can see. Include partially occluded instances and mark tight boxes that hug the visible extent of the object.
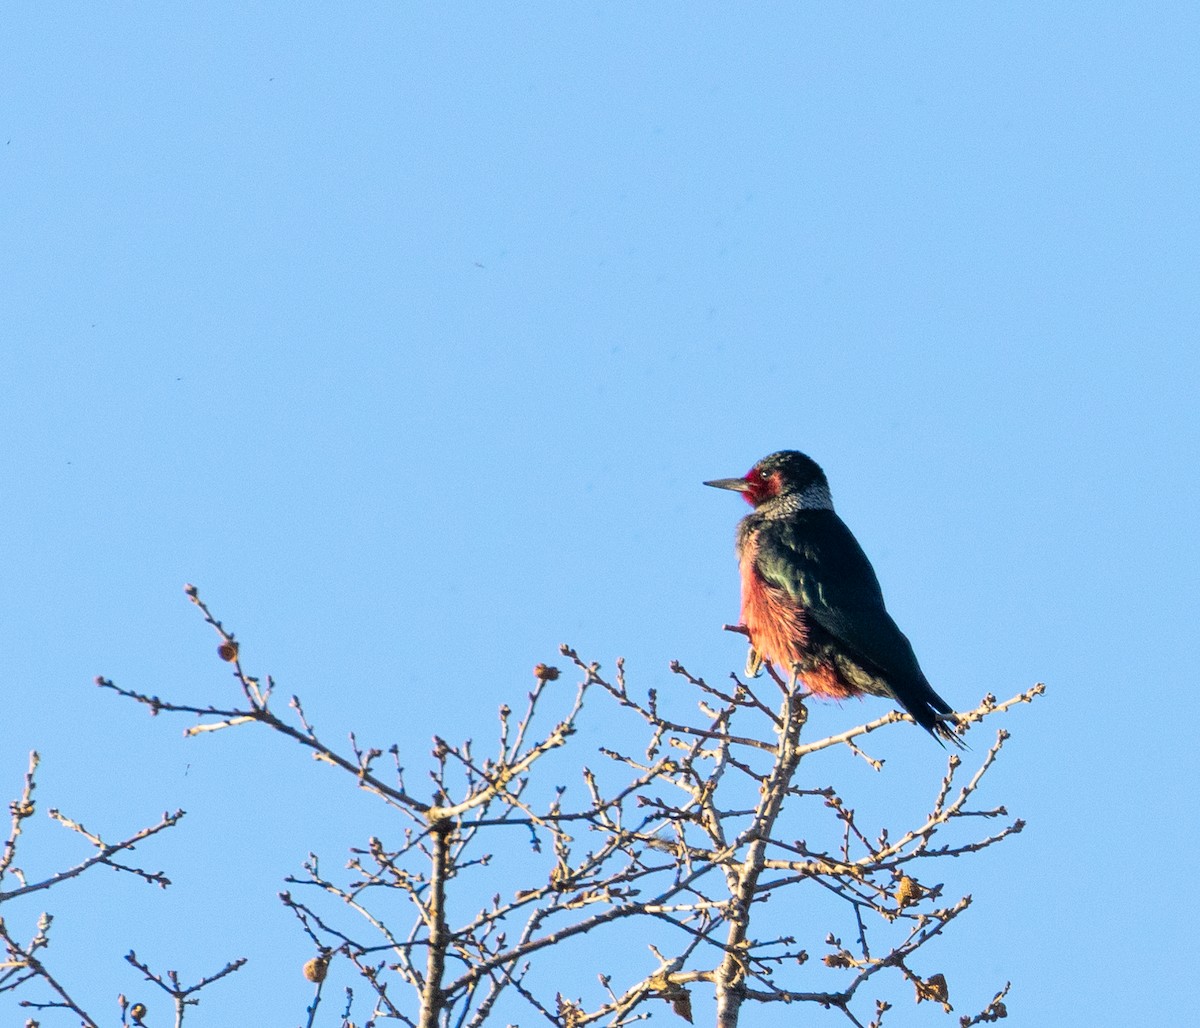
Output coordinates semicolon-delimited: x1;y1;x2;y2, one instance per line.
125;950;247;1027
0;751;243;1024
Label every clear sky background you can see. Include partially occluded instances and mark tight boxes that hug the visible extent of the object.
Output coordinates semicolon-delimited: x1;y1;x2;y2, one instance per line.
3;4;1197;1026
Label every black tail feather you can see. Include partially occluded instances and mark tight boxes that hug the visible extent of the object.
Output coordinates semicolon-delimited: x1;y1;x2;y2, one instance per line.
897;680;967;749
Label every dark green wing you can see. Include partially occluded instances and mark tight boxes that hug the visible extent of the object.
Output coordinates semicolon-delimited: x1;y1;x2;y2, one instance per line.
753;511;921;679
754;511;958;736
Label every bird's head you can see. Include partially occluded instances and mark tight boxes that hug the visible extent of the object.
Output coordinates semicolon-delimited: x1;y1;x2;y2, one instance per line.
704;450;832;510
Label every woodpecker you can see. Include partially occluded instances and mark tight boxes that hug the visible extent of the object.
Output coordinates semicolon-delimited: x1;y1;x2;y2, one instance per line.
705;451;961;744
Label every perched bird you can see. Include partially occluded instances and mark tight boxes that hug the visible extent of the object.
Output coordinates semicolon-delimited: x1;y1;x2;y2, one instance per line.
705;451;961;744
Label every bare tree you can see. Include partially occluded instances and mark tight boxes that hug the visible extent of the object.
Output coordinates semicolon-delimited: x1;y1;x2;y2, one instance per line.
7;585;1039;1026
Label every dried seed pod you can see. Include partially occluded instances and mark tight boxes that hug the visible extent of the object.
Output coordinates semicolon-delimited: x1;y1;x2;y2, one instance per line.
303;954;330;983
668;989;693;1023
915;972;951;1011
894;873;926;909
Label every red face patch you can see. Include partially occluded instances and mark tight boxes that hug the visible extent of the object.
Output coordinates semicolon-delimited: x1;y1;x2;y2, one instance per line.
741;468;782;506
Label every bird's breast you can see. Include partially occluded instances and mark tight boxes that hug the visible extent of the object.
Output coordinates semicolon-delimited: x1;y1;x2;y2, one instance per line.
738;536;808;672
737;529;860;700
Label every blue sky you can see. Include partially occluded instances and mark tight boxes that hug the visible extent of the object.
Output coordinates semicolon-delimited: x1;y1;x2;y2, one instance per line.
3;4;1197;1025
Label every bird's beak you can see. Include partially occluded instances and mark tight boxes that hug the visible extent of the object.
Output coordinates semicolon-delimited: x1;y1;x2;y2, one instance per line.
703;477;751;492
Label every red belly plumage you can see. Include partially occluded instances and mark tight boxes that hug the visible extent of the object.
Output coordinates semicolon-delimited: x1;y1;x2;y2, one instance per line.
739;558;859;700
